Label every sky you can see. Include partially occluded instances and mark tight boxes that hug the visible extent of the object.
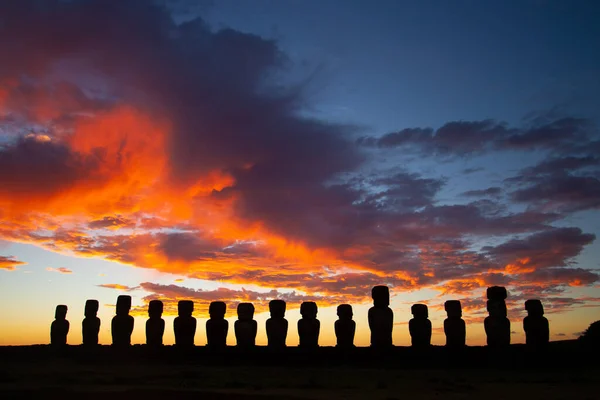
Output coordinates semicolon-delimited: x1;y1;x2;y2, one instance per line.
0;0;599;346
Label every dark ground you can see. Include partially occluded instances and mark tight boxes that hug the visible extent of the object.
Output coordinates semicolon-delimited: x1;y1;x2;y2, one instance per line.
0;341;598;399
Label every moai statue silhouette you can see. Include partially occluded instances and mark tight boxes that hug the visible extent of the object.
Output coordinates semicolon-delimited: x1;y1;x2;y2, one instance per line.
111;295;134;347
235;302;257;348
206;301;228;348
444;300;466;347
484;286;510;347
368;285;394;348
82;299;100;346
524;299;549;348
334;304;356;348
409;304;432;347
298;301;320;348
146;300;165;347
266;299;288;348
51;305;69;346
174;300;196;347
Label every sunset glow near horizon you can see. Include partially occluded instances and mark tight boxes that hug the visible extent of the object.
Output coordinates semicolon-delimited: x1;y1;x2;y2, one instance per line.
1;0;599;346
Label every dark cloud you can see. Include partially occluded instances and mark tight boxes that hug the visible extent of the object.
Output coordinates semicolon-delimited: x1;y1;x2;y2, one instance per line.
88;215;135;230
0;135;98;200
484;227;596;271
461;187;502;198
357;117;597;158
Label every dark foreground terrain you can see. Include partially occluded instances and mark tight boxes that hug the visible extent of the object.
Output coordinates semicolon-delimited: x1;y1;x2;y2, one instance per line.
1;341;598;399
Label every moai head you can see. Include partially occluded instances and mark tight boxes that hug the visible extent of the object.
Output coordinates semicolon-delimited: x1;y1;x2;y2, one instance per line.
237;303;255;321
148;300;163;318
209;301;227;320
337;304;353;320
269;299;286;318
85;299;99;317
178;300;194;317
444;300;462;318
116;295;132;316
411;304;428;319
525;299;544;317
487;299;507;318
372;285;390;308
300;302;318;319
487;286;507;301
55;305;68;320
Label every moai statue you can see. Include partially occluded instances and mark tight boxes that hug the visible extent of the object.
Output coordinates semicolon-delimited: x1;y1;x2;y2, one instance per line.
82;299;100;346
146;300;165;347
298;301;320;348
444;300;466;348
368;285;394;348
484;286;510;347
523;299;549;348
334;304;356;348
266;299;288;348
409;304;432;347
111;295;134;347
235;302;257;348
51;305;69;346
206;301;228;348
174;300;196;347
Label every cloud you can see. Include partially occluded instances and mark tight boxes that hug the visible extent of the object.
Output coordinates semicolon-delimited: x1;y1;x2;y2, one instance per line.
0;0;598;321
357;117;596;158
0;255;26;271
98;283;138;291
461;187;502;198
46;267;73;274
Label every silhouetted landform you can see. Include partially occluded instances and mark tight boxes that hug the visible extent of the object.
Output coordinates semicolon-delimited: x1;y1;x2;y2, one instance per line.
368;285;393;348
235;303;257;348
82;299;100;346
266;299;287;348
524;299;549;349
334;304;355;348
207;301;228;348
2;341;597;400
112;295;134;347
50;305;69;346
409;304;431;348
579;320;600;349
298;301;320;348
444;300;466;348
485;286;510;348
174;300;196;347
146;300;165;347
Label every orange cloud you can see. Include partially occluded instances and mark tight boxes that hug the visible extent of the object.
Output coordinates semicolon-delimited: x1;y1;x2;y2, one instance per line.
46;267;72;274
0;255;26;271
98;283;137;291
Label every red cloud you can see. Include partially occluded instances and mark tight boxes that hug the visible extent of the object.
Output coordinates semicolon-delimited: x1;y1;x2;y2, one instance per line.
46;267;73;274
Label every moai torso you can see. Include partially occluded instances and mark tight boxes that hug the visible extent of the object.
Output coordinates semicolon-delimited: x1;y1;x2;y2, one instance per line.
235;303;257;347
298;302;320;348
409;304;431;347
266;300;288;348
51;305;69;346
524;299;549;347
369;286;394;348
444;300;466;347
174;300;196;347
146;300;165;346
112;295;134;346
485;298;510;347
206;301;228;348
82;299;100;345
334;304;355;348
